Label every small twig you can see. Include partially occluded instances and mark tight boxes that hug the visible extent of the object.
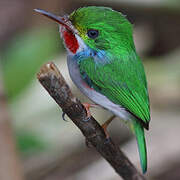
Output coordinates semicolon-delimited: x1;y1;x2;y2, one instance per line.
37;62;145;180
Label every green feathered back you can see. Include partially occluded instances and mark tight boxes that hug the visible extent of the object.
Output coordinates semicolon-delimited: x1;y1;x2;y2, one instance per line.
79;53;150;127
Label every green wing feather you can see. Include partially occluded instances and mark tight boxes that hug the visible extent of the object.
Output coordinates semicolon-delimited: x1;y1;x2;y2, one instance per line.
78;53;150;128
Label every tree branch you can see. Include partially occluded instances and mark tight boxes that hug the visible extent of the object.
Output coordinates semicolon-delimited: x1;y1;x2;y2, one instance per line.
37;62;145;180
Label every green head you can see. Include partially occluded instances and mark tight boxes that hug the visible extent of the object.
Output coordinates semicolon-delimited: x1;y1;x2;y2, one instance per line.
34;6;135;56
70;7;134;53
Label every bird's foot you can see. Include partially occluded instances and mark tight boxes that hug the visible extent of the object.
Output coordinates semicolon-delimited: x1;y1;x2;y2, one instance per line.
82;103;99;119
101;115;116;140
102;123;110;139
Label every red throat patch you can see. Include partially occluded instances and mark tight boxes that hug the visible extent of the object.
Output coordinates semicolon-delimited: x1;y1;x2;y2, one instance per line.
62;30;79;54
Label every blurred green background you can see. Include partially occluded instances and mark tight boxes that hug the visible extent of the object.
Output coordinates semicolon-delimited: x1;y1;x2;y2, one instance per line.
0;0;180;179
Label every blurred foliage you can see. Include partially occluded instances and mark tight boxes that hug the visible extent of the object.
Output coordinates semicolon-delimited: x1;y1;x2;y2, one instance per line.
1;27;63;100
16;131;47;156
1;27;64;155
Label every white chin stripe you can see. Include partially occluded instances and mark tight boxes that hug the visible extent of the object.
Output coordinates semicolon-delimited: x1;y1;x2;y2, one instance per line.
75;34;87;53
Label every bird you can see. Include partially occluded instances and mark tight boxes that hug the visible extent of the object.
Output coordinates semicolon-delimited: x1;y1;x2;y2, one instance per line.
34;6;150;173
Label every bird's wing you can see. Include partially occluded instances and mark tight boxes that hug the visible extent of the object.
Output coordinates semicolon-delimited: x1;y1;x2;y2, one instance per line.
78;55;150;129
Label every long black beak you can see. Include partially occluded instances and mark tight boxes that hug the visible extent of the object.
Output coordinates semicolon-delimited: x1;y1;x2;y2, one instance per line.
34;8;75;32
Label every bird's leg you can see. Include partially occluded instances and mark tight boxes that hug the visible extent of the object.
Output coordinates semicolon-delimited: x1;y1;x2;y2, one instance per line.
82;103;99;118
101;115;116;139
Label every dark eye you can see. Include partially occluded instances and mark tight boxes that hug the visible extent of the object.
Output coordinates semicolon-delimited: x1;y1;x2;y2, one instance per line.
87;29;99;39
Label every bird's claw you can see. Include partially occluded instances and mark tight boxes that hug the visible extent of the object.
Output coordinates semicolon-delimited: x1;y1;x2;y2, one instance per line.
104;137;110;144
83;116;91;122
62;112;68;121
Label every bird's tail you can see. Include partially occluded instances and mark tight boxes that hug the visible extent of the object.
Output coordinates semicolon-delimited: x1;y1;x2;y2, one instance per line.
131;119;147;174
